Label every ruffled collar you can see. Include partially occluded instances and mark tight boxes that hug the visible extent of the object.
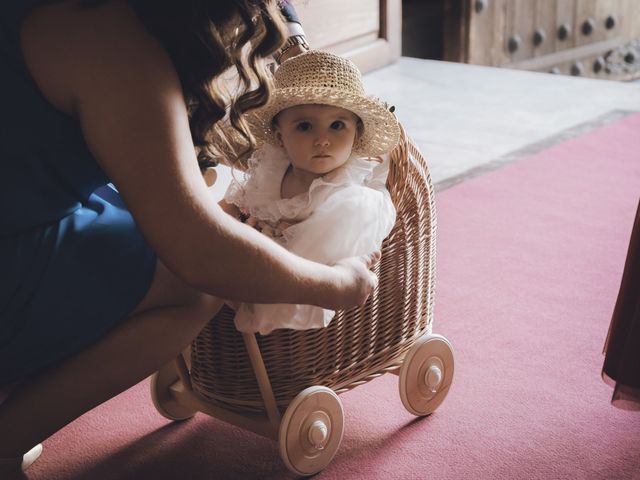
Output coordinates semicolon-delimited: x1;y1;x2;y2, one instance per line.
236;144;380;223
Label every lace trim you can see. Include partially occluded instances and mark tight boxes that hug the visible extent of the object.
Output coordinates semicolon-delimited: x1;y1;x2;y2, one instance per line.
224;144;385;224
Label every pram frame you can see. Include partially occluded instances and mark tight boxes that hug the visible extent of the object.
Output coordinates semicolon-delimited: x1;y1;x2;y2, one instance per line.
149;123;455;476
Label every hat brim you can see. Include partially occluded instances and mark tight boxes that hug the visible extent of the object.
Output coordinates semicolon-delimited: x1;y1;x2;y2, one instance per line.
250;87;400;157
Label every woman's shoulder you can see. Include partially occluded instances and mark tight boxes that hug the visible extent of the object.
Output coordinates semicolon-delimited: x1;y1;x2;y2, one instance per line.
21;0;170;116
22;1;142;41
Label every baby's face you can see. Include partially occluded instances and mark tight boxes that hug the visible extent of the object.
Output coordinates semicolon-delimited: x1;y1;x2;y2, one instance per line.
274;104;359;176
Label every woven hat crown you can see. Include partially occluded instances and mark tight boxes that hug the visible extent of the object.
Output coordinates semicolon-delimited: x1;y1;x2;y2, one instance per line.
273;50;366;96
251;50;400;157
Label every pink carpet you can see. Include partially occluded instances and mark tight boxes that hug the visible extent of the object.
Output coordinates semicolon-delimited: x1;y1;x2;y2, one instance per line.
27;113;640;479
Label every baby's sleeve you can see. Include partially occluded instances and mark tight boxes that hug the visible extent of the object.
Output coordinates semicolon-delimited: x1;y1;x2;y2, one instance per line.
223;173;247;208
233;184;396;335
284;184;397;264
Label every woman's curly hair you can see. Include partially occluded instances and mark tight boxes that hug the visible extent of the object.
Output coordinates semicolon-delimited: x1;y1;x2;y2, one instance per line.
77;0;286;170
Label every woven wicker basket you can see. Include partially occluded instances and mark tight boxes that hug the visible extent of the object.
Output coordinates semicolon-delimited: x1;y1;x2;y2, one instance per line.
190;123;436;415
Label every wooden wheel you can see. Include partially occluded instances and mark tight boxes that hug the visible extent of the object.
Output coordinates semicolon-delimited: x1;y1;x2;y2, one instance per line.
399;333;454;416
150;358;196;421
278;386;344;476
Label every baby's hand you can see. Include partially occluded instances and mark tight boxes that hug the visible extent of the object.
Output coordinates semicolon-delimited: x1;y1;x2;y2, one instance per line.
276;220;293;232
260;224;276;237
246;216;258;228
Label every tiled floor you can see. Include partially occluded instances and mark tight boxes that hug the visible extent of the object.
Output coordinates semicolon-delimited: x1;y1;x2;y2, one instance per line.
363;58;640;189
210;58;640;198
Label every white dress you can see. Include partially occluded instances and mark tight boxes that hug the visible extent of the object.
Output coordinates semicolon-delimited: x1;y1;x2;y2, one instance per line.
224;144;396;335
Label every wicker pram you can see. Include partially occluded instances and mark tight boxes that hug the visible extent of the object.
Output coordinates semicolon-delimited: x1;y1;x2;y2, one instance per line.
149;124;455;476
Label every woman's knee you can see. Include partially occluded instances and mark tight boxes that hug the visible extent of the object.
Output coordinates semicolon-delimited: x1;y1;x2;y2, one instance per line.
131;259;222;319
188;290;223;323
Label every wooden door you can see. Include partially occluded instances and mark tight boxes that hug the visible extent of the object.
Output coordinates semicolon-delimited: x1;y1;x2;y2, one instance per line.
445;0;640;80
296;0;401;73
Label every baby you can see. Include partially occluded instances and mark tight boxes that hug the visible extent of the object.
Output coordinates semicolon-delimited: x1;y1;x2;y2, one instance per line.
222;50;400;335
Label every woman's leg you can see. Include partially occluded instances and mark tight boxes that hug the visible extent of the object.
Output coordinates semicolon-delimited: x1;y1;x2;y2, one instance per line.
0;260;223;463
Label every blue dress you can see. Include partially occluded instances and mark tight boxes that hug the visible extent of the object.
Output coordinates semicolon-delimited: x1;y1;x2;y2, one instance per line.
0;1;157;384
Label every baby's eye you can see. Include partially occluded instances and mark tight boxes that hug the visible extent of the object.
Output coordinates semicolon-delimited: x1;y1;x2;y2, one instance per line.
330;120;345;130
295;121;312;132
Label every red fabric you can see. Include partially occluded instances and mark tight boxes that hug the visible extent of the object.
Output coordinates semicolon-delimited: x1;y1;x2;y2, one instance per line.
26;113;640;479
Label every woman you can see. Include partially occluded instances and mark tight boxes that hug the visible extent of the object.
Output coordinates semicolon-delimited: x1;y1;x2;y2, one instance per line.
0;1;379;476
602;199;640;409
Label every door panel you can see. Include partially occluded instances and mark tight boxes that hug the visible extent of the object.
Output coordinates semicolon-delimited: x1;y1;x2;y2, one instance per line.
534;0;558;57
506;0;536;62
446;0;639;79
295;0;400;73
574;0;600;46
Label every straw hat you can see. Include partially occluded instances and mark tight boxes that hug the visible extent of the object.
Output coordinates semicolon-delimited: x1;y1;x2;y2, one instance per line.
251;50;400;157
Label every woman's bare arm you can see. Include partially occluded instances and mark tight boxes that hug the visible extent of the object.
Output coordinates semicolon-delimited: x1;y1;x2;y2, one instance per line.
20;1;374;309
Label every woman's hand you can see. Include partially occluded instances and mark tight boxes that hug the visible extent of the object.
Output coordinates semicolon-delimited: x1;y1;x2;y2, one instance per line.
323;252;381;311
